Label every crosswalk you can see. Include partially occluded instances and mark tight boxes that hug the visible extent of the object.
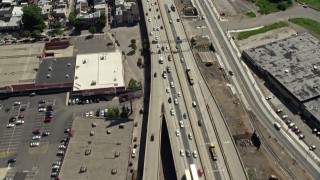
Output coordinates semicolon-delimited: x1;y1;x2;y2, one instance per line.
4;168;37;180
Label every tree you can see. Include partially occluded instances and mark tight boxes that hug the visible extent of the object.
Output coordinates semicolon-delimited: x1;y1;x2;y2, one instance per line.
32;30;40;37
107;108;114;117
12;33;20;39
130;43;137;52
113;108;120;117
51;22;61;29
120;111;129;118
55;28;63;35
22;30;31;38
96;14;106;27
22;5;46;31
131;39;136;44
142;38;149;51
128;78;142;90
68;12;77;25
89;26;96;35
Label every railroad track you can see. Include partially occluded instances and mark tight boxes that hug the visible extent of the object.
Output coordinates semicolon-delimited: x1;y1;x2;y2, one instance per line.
248;111;296;180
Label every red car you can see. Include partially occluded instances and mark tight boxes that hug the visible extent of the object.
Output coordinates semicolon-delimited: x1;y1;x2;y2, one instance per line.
18;114;24;119
33;129;41;134
44;117;52;123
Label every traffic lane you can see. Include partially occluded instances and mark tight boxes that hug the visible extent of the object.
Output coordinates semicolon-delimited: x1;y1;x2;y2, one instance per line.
166;66;194;164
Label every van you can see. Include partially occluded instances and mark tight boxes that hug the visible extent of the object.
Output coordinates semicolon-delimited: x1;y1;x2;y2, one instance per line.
274;122;281;130
192;101;197;107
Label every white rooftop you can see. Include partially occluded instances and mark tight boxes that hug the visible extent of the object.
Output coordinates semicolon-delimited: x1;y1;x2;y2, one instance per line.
73;52;124;91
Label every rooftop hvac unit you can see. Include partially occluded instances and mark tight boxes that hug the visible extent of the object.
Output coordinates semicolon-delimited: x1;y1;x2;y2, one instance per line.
284;69;289;73
48;67;52;71
67;63;71;66
53;59;56;62
83;60;87;64
47;74;51;78
66;74;69;78
91;81;96;86
313;65;318;70
100;56;105;60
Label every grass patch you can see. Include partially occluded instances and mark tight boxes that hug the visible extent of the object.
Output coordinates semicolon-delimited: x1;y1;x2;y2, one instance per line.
237;22;288;40
289;18;320;35
252;0;293;14
298;0;320;10
244;11;256;18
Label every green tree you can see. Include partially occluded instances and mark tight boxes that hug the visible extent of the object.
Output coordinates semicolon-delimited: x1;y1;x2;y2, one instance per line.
89;26;96;35
130;43;137;52
142;38;149;50
113;108;120;117
12;32;20;39
22;30;31;37
128;78;142;90
107;108;114;117
68;12;77;25
55;28;63;35
74;20;85;30
131;39;136;44
22;5;46;31
32;30;40;37
51;22;61;29
96;14;106;27
120;111;129;118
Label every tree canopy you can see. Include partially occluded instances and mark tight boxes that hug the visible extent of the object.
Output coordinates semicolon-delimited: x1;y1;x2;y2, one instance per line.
22;5;46;31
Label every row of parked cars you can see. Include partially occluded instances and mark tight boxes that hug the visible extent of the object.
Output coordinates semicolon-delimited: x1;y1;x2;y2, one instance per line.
68;98;101;105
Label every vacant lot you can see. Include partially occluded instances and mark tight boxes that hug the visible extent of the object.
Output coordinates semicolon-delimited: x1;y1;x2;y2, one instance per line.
254;0;293;14
289;18;320;36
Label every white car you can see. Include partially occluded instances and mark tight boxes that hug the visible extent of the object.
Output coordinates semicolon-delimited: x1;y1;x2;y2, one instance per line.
166;87;170;93
151;2;153;6
282;115;288;119
85;112;89;117
175;130;180;137
100;110;104;116
38;108;46;112
30;142;40;147
89;111;93;117
174;98;178;105
276;109;283;113
170;82;174;88
180;149;184;156
148;18;151;22
52;165;60;170
52;161;61;166
166;45;169;50
188;133;193;140
58;145;66;149
265;96;271;100
193;150;198;158
170;109;175;115
16;120;24;125
179;121;184;128
6;124;15;128
169;20;172;24
180;58;184;63
157;44;160;48
149;32;153;36
32;136;41;140
163;73;167;79
155;36;159;41
177;92;181;97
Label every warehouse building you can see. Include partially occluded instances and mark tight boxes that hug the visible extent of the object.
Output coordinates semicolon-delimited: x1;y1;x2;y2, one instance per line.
242;32;320;127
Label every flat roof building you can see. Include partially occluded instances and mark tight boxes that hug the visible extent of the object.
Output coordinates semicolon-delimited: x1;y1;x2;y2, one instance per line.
242;32;320;126
73;51;125;95
58;116;133;180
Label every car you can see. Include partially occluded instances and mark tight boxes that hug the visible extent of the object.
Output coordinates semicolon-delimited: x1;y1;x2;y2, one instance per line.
288;122;295;128
168;97;172;103
179;121;184;128
156;27;159;31
151;134;154;141
9;117;16;122
285;119;291;125
166;45;169;50
295;129;301;134
46;114;53;118
180;149;184;156
132;149;136;158
177;92;181;97
193;150;198;158
170;109;175;115
6;124;15;128
163;72;167;79
176;18;180;22
188;133;193;140
309;145;316;151
276;109;283;113
57;151;65;156
170;82;174;88
148;18;151;22
51;172;57;177
32;136;41;140
312;128;318;133
38;108;46;112
65;128;70;133
183;113;187;119
20;108;26;112
299;134;305;139
265;96;271;100
282;115;288;119
168;55;172;61
175;130;180;137
303;4;308;8
169;20;172;24
149;32;153;36
166;87;170;93
15;120;24;125
155;36;159;41
61;138;68;143
85;111;89;117
33;129;41;134
274;122;281;130
44;118;51;123
59;145;66;149
157;44;160;48
292;126;298;131
8;158;16;163
89;111;93;116
100;110;104;116
198;120;203;126
229;70;234;76
186;149;191;157
149;8;151;11
42;132;50;136
167;66;171;73
52;161;61;166
18;114;24;119
30;142;40;147
52;165;60;170
174;98;178;105
13;102;21;106
151;2;153;5
192;101;197;107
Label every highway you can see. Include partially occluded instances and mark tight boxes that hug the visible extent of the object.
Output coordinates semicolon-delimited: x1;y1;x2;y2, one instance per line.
192;0;320;178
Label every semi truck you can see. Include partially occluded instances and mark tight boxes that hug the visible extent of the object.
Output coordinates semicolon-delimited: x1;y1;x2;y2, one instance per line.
186;69;194;85
209;143;218;161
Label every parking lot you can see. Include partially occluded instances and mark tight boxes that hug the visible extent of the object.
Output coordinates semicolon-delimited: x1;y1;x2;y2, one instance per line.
0;93;121;180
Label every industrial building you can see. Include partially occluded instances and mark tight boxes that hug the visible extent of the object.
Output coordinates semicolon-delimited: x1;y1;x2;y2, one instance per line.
242;32;320;127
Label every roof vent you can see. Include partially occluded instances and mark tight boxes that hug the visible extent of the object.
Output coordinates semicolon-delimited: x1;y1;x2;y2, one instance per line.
313;65;318;70
48;67;52;71
67;63;71;66
100;56;105;60
91;81;96;86
47;74;51;78
66;74;69;78
284;69;289;73
313;85;318;88
53;59;56;62
83;60;86;64
75;76;78;79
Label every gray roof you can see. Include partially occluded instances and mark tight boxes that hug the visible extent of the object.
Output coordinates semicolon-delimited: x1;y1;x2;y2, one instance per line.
243;32;320;102
304;99;320;122
35;57;75;85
